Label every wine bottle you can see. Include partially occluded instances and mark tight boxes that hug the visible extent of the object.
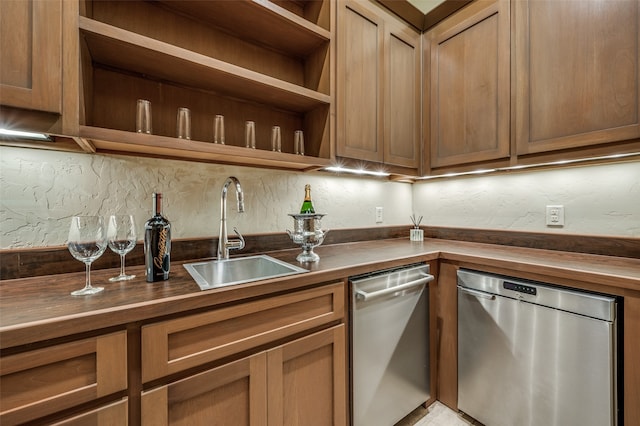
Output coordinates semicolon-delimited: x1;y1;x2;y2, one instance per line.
144;193;171;282
300;184;315;214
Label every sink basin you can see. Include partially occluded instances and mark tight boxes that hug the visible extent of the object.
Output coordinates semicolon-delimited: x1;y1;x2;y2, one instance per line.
184;255;308;291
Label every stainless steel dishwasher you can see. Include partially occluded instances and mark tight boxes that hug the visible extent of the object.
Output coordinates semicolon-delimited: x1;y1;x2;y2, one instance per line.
351;263;434;426
457;269;619;426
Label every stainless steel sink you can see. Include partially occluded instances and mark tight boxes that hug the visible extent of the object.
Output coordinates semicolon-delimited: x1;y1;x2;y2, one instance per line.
184;255;308;290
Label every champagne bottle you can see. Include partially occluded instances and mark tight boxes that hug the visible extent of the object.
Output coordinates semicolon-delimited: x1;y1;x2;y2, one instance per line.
144;193;171;282
300;184;315;214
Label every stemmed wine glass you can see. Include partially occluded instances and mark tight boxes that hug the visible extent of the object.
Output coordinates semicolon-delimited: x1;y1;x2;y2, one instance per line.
107;215;137;281
67;216;108;296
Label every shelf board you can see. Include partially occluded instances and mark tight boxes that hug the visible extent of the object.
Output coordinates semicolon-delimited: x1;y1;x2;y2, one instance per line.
79;126;331;171
155;0;331;57
79;17;331;113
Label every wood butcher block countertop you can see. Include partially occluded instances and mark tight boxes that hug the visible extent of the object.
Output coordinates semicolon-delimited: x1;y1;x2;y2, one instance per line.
1;238;639;349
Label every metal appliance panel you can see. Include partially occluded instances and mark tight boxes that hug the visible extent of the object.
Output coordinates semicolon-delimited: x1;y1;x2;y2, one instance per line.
457;269;617;426
352;264;432;426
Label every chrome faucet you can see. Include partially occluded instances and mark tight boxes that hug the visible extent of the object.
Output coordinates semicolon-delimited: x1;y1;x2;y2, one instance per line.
217;176;245;260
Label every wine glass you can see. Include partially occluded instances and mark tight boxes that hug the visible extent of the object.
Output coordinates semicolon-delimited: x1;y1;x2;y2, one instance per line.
67;216;108;296
107;215;137;282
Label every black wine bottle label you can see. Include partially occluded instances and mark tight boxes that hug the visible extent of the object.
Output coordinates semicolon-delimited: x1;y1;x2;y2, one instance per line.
145;193;171;282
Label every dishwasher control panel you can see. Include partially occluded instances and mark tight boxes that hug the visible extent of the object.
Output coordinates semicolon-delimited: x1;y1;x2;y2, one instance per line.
504;281;537;295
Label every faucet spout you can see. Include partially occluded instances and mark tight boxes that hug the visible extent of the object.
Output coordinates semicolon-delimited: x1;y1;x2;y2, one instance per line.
218;176;246;260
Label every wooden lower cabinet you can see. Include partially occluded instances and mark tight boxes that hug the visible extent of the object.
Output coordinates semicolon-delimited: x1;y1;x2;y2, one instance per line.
141;353;267;426
141;325;346;426
267;325;346;426
0;330;127;426
141;283;344;383
51;399;128;426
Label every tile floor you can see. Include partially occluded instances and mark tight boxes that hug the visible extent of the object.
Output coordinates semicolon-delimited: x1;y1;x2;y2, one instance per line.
396;401;480;426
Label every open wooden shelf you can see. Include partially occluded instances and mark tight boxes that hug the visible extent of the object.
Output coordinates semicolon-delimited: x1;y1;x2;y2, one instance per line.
155;0;331;57
80;126;331;171
80;17;330;113
74;0;334;171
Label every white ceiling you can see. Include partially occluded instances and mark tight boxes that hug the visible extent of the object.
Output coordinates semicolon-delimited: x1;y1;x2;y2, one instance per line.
407;0;447;14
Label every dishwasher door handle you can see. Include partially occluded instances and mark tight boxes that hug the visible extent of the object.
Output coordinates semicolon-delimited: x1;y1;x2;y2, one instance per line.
457;285;496;300
355;274;434;301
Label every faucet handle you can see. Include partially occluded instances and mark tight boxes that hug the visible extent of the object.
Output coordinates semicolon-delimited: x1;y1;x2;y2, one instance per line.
228;227;245;251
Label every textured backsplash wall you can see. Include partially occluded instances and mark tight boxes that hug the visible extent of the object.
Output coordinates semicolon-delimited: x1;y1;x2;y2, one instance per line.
413;160;640;237
1;146;638;249
0;147;412;248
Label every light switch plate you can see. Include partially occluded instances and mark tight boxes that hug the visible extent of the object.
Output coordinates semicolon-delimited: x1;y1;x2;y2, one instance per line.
375;207;383;223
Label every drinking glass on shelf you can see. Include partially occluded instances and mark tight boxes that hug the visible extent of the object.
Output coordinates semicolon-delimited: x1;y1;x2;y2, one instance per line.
271;126;281;152
67;216;108;296
245;120;256;149
294;130;305;155
214;115;225;144
177;107;192;140
107;214;137;282
136;99;152;134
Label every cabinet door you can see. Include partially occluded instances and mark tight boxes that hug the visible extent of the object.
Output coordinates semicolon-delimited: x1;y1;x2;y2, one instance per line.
515;0;640;154
0;0;61;113
50;399;128;426
337;0;384;162
427;0;510;168
0;331;127;425
267;325;346;426
384;21;421;168
141;353;267;426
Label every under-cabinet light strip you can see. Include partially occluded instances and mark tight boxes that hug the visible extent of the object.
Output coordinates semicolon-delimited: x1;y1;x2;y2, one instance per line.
323;152;639;180
0;128;53;142
416;152;640;180
324;166;391;177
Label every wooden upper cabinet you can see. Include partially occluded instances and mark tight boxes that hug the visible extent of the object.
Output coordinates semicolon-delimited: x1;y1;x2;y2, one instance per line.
0;0;61;113
514;0;640;155
384;19;421;169
337;1;384;163
426;0;510;169
141;325;346;426
337;0;421;171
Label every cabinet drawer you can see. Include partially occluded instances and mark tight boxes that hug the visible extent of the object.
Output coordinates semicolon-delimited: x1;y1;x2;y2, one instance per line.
142;282;344;382
0;330;127;425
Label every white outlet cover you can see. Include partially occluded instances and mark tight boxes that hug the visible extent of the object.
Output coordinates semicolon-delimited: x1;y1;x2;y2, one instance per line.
546;205;565;226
